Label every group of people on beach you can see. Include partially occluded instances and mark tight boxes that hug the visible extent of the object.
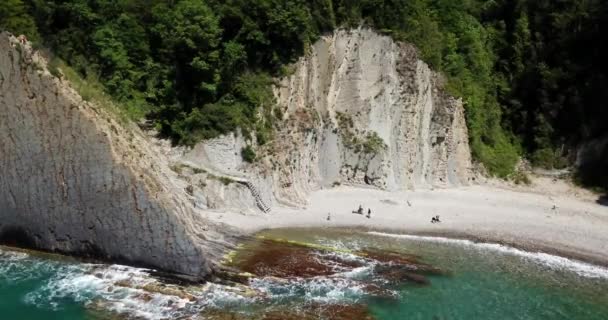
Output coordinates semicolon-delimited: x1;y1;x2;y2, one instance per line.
326;204;441;224
327;204;373;221
353;204;372;218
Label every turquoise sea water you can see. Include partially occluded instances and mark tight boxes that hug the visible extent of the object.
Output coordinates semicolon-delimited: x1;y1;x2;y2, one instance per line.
361;232;608;320
0;250;90;319
1;229;607;319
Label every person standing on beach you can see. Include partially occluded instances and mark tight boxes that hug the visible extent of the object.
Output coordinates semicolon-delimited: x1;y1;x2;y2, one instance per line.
366;209;371;219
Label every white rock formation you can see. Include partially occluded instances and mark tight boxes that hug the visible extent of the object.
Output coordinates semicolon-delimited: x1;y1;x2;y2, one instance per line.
175;29;473;209
0;33;236;278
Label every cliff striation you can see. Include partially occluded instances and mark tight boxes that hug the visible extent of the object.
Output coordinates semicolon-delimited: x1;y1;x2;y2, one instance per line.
168;29;473;210
0;33;236;278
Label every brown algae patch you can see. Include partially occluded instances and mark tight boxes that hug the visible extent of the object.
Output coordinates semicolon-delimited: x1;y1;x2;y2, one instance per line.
231;238;362;278
200;303;374;320
210;231;449;319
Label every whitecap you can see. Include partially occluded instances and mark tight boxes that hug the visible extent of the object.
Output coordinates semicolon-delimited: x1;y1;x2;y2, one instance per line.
249;275;367;304
368;231;608;279
0;249;60;282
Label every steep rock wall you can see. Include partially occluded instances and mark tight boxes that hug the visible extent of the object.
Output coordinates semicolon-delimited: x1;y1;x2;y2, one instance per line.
0;33;235;278
171;29;473;209
269;29;472;205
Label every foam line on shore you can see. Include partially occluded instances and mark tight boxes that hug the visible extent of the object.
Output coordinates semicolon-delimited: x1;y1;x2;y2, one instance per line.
368;232;608;279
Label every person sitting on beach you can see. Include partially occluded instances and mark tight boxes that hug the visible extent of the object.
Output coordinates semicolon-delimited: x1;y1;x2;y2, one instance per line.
431;215;441;223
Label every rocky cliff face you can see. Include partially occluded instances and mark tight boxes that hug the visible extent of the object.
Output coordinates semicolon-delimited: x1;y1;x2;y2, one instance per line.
0;33;236;278
169;29;473;209
0;28;473;276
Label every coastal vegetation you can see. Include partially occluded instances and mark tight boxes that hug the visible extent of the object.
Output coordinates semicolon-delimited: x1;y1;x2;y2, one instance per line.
336;111;386;155
241;145;257;163
1;0;606;189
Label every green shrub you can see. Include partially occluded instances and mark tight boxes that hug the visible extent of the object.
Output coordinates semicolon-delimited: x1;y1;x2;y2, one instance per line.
47;58;62;79
530;148;569;170
192;167;206;174
362;132;386;154
241;145;256;163
218;177;235;186
510;170;531;185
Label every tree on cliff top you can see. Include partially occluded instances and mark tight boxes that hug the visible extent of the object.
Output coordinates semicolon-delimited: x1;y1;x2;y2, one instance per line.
0;0;39;41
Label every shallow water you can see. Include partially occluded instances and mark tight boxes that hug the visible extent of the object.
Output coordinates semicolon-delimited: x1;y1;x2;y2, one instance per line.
1;229;607;319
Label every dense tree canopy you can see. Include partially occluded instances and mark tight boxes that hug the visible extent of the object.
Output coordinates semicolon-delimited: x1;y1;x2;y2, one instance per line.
0;0;39;41
1;0;606;188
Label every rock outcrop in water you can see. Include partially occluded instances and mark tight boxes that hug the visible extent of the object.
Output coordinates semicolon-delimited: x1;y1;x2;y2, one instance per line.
0;33;236;278
166;29;473;209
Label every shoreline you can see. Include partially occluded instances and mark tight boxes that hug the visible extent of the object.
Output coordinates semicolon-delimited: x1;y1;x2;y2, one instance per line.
369;228;608;270
211;184;608;269
253;225;608;271
1;183;605;278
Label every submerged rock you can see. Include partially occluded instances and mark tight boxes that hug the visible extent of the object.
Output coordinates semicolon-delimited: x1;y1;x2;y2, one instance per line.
234;239;340;278
224;235;447;311
232;238;442;281
374;265;430;285
360;248;443;275
200;303;374;320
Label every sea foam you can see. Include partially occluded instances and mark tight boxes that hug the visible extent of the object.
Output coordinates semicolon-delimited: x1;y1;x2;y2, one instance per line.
368;232;608;279
0;248;253;320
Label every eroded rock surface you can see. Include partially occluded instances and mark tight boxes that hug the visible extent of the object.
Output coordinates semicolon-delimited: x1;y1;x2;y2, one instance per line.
0;33;236;278
168;28;473;210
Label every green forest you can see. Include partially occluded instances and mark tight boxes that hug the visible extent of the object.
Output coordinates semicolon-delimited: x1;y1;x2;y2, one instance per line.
1;0;606;189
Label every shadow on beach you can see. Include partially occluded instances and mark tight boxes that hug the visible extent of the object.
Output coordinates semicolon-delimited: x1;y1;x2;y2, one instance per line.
596;194;608;206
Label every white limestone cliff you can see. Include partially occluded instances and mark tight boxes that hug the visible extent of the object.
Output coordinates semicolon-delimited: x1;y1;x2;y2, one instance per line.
172;29;473;210
0;33;237;279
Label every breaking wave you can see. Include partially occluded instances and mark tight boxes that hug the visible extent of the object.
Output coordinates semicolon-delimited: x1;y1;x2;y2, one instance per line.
0;245;380;319
367;232;608;279
0;248;252;320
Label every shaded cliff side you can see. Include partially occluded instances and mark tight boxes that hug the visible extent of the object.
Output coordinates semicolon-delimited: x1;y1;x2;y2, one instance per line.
164;29;473;210
0;33;236;278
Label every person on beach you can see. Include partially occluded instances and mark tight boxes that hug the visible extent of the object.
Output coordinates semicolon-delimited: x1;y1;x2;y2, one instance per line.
366;209;371;219
327;212;331;221
352;205;364;215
